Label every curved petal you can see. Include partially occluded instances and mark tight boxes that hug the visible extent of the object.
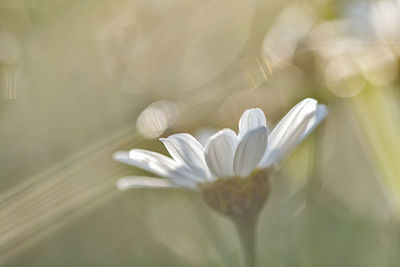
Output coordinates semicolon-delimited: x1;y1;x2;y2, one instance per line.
204;129;239;178
233;127;268;177
258;98;319;167
160;133;212;180
302;104;328;139
116;176;176;190
113;150;202;187
260;104;328;169
238;108;267;139
113;150;177;177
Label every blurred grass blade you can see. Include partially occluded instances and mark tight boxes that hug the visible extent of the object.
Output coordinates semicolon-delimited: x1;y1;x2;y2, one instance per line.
350;86;400;215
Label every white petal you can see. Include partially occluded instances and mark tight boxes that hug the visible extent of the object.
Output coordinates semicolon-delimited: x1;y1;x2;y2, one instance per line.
113;150;201;187
167;168;201;188
233;127;268;177
204;129;239;178
260;104;328;169
116;176;176;190
258;98;319;167
238;108;267;139
160;133;212;180
302;104;328;139
113;150;176;177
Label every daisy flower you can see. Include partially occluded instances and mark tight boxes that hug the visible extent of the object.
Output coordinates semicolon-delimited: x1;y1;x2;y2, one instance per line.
113;98;327;191
114;97;327;267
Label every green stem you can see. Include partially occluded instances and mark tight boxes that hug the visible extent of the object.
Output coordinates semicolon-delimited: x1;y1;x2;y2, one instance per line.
234;215;257;267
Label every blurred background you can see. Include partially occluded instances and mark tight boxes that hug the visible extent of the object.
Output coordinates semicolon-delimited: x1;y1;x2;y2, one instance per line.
1;0;400;266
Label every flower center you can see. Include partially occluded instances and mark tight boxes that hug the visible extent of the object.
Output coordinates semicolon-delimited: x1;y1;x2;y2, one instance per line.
200;170;270;220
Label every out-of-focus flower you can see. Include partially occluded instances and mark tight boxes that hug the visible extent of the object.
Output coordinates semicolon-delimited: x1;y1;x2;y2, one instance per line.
136;100;180;139
369;0;400;42
193;128;218;146
262;4;315;67
114;98;327;190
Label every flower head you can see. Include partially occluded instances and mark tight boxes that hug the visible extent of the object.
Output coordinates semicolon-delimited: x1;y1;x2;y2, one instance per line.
113;98;327;190
114;97;327;265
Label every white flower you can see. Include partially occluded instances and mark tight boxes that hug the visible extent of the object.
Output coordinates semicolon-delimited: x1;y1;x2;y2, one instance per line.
113;98;328;190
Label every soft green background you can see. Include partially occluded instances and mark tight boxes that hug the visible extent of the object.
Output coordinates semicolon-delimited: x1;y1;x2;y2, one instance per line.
1;0;400;266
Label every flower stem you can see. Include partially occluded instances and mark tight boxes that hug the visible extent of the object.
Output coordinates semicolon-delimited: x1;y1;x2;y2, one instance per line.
234;215;257;267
